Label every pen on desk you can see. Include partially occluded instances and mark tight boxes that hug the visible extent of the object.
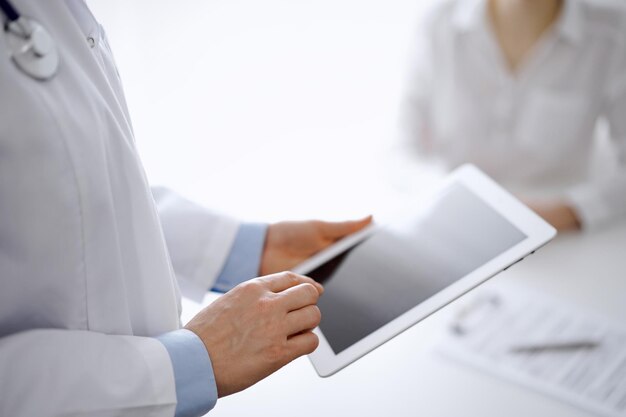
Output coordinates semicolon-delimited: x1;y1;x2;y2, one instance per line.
510;340;600;354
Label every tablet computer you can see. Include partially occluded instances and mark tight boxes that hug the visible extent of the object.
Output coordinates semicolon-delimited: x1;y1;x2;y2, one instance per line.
293;164;557;377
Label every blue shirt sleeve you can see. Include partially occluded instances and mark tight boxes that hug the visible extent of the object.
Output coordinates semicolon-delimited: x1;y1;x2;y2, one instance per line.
212;223;267;293
157;329;218;417
156;225;267;415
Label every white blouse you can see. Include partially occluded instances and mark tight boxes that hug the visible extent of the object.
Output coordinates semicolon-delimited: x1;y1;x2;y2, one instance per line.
402;0;626;230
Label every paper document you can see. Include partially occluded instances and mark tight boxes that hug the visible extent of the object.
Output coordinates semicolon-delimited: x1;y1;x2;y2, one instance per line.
436;284;626;417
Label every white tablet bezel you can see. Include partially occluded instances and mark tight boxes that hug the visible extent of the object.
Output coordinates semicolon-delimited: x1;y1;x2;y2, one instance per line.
293;164;557;377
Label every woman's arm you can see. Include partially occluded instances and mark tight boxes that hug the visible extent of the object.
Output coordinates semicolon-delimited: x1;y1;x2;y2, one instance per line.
564;28;626;231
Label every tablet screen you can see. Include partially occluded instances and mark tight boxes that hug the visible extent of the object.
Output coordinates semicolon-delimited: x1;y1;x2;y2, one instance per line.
308;183;527;354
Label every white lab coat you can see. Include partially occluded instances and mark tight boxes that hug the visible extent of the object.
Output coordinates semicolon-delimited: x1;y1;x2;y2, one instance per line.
0;1;238;416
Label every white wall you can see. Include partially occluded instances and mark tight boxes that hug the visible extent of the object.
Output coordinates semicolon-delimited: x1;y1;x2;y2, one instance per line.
88;0;432;221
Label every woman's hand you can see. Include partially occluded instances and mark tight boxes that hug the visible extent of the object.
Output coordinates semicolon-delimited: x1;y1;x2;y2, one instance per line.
527;201;581;232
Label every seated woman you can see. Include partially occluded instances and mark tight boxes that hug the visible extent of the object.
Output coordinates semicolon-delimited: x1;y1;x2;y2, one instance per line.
402;0;626;231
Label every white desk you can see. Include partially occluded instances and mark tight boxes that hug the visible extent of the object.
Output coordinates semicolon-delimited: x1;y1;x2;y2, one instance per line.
180;191;626;416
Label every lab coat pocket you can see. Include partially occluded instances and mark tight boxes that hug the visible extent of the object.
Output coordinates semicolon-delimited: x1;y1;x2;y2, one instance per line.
516;91;591;158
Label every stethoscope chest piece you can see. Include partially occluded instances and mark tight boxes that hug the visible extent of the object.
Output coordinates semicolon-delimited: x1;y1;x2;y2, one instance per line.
4;16;59;81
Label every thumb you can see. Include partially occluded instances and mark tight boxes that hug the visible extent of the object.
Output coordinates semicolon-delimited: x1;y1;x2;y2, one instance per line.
320;215;373;240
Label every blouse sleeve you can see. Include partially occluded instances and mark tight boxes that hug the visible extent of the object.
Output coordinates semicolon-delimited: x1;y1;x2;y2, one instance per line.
400;7;437;155
566;24;626;230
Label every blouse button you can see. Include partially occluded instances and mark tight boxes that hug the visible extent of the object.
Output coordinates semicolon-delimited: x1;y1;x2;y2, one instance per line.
87;36;96;48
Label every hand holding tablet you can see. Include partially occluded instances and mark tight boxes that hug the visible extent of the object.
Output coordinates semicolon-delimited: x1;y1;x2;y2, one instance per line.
293;164;557;377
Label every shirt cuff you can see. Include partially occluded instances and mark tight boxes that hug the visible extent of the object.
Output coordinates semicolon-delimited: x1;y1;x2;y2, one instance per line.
157;329;217;417
212;223;268;293
565;187;610;231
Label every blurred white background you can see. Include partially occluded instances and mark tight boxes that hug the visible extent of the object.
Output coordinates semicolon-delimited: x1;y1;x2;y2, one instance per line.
89;0;436;223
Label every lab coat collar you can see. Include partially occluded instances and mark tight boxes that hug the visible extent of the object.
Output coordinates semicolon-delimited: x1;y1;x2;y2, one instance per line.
451;0;485;33
452;0;584;45
555;0;584;45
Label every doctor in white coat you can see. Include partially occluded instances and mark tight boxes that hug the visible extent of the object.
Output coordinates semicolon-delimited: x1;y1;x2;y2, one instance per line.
0;1;372;416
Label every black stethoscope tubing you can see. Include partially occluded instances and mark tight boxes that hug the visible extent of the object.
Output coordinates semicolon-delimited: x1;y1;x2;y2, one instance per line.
0;0;20;24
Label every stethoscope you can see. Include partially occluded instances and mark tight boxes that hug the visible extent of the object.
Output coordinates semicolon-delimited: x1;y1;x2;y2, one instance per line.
1;0;59;80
